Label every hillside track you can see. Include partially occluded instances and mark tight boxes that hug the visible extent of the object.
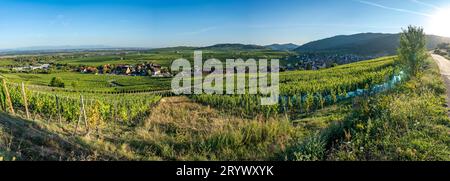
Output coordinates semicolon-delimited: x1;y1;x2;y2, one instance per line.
432;54;450;116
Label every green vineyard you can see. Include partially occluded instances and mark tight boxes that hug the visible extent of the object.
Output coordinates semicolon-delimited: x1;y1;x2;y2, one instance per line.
0;80;162;133
192;56;402;117
0;56;401;126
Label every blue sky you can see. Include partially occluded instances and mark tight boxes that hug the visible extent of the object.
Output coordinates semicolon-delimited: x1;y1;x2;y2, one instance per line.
0;0;449;49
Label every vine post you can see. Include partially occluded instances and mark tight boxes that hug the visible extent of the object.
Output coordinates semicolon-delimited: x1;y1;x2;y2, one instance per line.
21;82;30;119
73;95;88;136
2;79;15;115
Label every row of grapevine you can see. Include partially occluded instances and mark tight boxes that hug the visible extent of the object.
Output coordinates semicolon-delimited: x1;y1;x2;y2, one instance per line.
192;94;280;118
15;82;174;96
191;56;403;117
0;80;162;130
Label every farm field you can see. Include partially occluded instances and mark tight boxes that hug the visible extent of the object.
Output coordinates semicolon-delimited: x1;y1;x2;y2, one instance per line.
1;54;396;100
0;48;294;93
1;48;294;68
2;72;172;92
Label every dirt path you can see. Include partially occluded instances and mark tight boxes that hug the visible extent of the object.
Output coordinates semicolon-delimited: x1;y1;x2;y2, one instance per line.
432;54;450;116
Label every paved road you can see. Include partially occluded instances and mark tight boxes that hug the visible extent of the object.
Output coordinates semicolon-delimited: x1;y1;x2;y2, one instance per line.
433;54;450;76
432;54;450;116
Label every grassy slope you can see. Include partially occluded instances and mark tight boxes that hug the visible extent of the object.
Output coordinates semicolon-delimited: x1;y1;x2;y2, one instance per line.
325;57;450;160
0;112;101;160
0;95;348;161
0;96;311;160
0;58;17;66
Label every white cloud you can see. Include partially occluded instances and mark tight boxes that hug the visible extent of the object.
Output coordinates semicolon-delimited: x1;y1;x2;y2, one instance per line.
410;0;441;10
355;0;432;17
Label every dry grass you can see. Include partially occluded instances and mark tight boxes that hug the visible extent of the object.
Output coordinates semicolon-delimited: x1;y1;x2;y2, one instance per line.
129;96;305;160
0;96;340;160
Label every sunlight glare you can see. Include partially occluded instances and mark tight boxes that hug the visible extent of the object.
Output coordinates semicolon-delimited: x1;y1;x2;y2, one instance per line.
428;7;450;37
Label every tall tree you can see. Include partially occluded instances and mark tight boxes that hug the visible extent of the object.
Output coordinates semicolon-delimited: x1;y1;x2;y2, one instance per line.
398;25;427;76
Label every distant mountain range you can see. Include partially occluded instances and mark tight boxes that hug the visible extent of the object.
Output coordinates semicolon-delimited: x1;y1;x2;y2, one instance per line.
0;45;118;52
2;33;449;56
294;33;450;56
15;45;115;50
154;43;299;51
154;33;450;55
201;43;269;51
0;45;149;55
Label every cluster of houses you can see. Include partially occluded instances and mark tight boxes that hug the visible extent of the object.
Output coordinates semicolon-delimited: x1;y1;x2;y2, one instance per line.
79;63;171;77
8;53;381;75
283;53;376;70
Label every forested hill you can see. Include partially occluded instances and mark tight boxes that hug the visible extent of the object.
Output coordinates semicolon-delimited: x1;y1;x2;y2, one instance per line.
295;33;450;56
265;43;299;51
200;43;269;51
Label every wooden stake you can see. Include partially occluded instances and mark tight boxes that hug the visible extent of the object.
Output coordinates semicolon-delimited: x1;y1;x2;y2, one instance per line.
74;95;86;135
83;97;88;129
2;79;15;114
0;85;5;111
21;82;30;119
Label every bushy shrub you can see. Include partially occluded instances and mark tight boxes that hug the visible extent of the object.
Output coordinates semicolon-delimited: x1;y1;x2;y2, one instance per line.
49;77;65;88
293;136;326;161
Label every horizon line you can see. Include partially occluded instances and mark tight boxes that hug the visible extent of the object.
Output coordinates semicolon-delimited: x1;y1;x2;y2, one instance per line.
1;31;448;51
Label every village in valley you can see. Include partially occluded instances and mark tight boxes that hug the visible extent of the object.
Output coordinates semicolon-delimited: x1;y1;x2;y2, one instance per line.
8;59;173;78
78;62;172;77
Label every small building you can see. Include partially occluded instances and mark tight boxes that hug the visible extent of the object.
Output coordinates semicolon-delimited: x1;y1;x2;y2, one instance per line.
12;64;51;71
114;65;132;75
81;66;98;73
147;63;161;76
